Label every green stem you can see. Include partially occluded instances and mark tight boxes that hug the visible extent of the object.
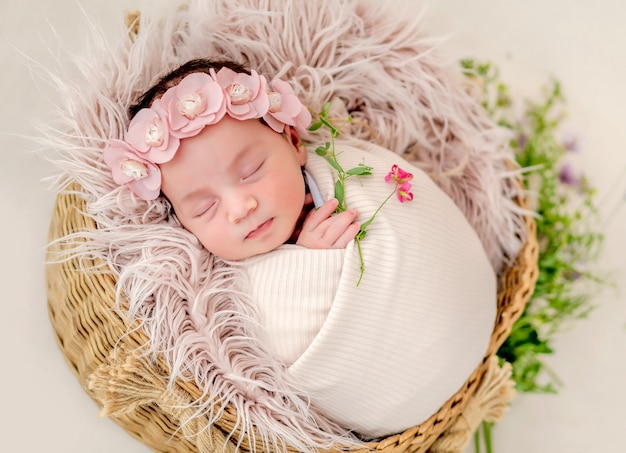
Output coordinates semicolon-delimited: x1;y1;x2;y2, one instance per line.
483;422;493;453
327;133;350;211
355;186;398;286
355;237;365;287
361;186;396;229
474;428;482;453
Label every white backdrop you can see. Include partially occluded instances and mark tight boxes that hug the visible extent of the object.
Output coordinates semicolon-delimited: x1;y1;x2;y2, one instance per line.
1;1;624;452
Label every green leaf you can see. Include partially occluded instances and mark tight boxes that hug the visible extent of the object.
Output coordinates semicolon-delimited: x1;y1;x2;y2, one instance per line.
320;117;338;136
308;120;323;132
315;147;327;156
360;216;374;230
327;156;344;173
334;180;345;209
346;165;373;176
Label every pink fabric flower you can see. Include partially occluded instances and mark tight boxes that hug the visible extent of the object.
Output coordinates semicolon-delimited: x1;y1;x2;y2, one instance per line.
103;68;312;200
160;72;226;138
103;139;161;200
385;164;413;184
124;104;180;164
263;78;312;135
396;181;414;202
214;67;270;121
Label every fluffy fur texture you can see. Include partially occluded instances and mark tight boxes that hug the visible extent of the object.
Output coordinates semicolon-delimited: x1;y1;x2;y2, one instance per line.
42;0;527;451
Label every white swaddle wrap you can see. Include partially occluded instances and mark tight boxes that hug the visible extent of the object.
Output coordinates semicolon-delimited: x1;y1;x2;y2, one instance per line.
242;138;496;438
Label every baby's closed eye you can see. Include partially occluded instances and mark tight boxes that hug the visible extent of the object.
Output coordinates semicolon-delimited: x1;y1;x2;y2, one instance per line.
241;160;265;181
193;200;217;218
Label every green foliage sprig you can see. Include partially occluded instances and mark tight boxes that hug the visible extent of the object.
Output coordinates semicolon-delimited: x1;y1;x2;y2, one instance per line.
309;102;373;211
460;59;607;452
309;103;415;286
309;103;374;284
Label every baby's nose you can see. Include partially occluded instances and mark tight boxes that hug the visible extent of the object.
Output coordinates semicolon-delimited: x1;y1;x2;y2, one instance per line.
227;192;258;224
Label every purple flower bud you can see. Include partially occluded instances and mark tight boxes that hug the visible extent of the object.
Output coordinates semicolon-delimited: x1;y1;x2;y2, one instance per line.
558;163;581;188
517;133;528;149
561;131;580;153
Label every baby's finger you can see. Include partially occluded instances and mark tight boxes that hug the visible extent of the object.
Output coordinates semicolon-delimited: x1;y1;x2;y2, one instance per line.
302;198;338;231
323;209;359;243
332;221;361;248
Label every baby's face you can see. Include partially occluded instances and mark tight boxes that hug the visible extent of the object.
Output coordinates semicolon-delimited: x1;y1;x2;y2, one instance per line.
160;116;307;260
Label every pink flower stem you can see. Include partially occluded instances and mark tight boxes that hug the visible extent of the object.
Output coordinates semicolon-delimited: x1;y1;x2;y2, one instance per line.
355;185;397;286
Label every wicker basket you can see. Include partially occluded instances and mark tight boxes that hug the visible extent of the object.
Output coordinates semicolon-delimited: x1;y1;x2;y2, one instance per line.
46;179;538;453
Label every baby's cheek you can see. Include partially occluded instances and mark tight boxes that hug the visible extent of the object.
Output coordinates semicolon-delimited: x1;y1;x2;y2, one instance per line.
179;218;211;251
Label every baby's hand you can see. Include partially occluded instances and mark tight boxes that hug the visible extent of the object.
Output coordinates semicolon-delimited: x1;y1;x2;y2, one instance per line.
296;198;360;249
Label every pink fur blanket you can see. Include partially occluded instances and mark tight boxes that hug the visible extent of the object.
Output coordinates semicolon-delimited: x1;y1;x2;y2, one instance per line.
43;0;526;451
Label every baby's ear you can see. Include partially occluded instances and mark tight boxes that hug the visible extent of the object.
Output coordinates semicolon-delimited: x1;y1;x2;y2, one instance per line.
286;125;301;148
285;126;307;165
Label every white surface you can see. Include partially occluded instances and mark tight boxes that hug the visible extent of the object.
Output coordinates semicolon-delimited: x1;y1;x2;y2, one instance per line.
1;1;624;451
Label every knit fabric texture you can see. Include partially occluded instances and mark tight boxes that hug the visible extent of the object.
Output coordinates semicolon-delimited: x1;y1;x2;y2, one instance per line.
243;138;496;437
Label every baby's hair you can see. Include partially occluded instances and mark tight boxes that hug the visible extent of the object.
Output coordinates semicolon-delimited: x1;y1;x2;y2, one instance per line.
129;58;251;118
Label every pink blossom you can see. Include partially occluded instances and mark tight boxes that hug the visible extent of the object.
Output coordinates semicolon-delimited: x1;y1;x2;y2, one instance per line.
160;72;226;138
385;164;413;184
103;139;161;200
124;104;180;164
384;165;414;202
396;181;414;202
214;67;269;121
263;78;312;135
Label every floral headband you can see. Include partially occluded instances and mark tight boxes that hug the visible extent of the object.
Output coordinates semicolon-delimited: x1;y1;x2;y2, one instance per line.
103;67;312;200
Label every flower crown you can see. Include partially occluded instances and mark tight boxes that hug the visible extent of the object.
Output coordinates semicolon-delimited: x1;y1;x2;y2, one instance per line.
104;67;312;200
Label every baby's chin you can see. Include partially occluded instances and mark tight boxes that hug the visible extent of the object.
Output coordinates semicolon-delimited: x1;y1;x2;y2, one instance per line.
206;238;289;261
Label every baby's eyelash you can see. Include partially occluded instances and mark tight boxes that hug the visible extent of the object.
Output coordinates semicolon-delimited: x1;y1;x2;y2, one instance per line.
243;161;264;180
195;202;217;218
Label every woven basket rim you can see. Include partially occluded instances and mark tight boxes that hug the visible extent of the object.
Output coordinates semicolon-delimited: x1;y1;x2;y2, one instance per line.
46;179;538;453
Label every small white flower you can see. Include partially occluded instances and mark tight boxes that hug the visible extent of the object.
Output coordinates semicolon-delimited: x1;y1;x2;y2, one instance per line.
268;91;282;113
178;93;206;119
227;83;253;104
144;119;164;147
120;159;149;180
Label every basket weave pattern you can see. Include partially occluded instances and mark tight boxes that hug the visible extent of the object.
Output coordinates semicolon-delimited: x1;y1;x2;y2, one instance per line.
46;181;538;453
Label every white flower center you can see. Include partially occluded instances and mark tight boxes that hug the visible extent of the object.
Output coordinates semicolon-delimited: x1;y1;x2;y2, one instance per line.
228;83;252;105
268;91;282;113
121;159;149;180
144;119;164;147
178;93;206;119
